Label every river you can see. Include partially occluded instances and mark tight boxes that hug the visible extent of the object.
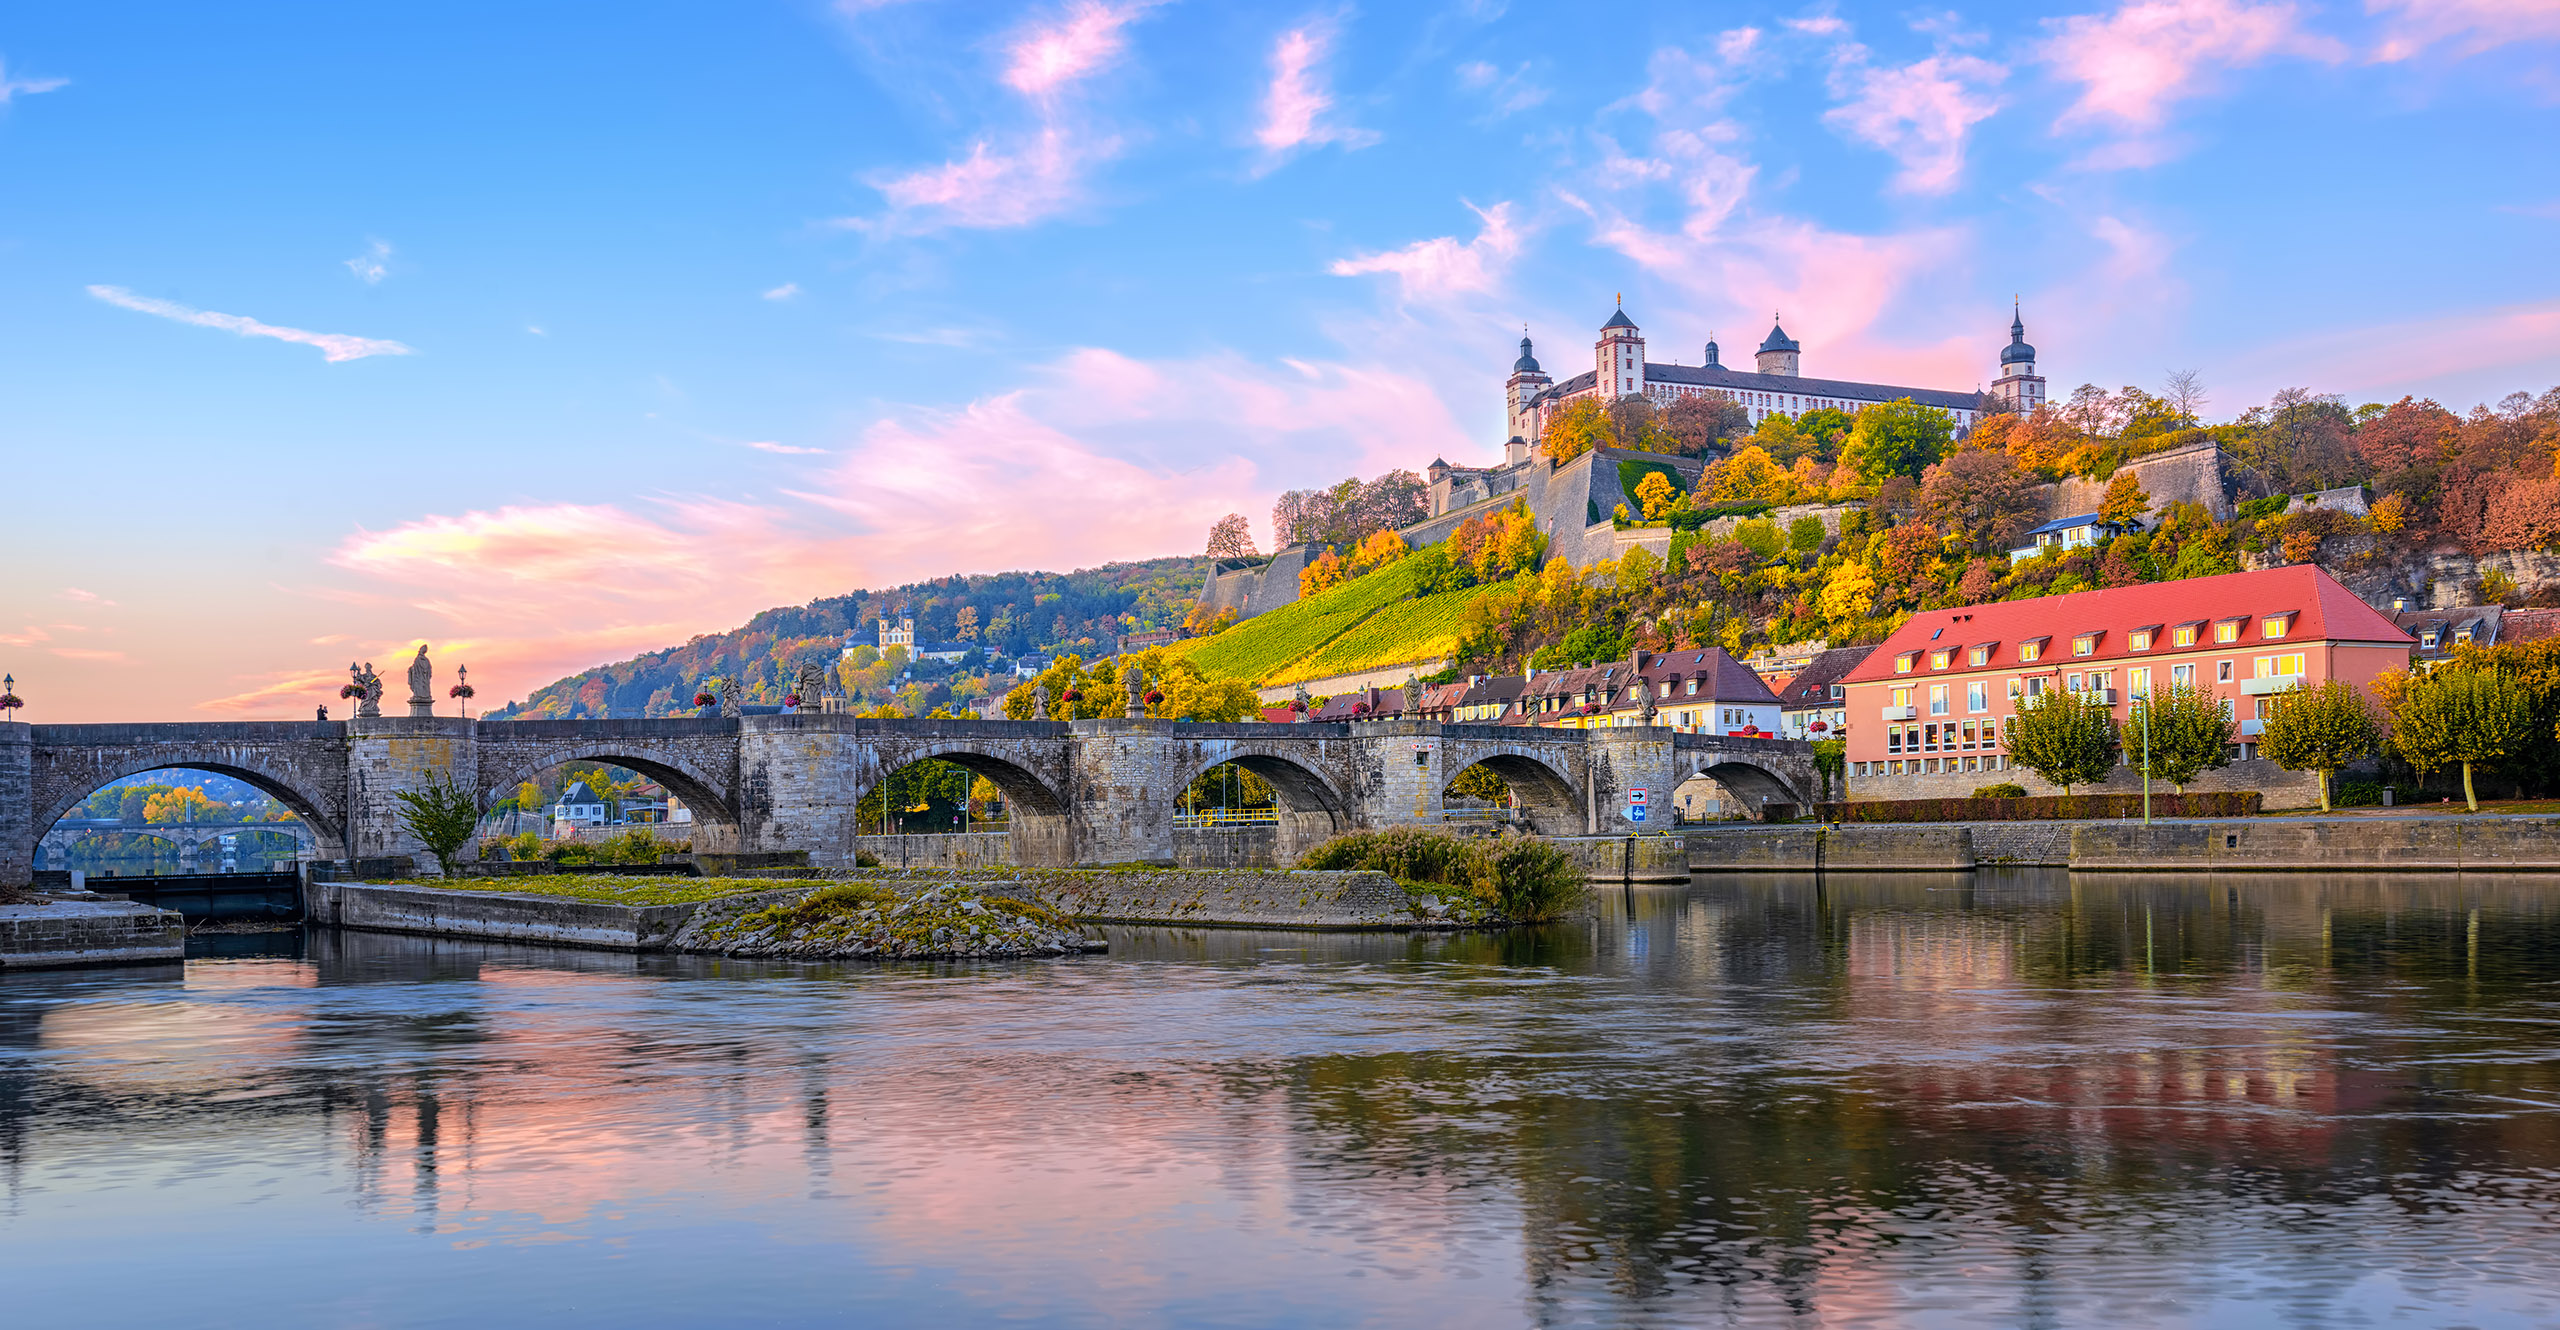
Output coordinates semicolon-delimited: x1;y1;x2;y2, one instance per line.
5;869;2560;1328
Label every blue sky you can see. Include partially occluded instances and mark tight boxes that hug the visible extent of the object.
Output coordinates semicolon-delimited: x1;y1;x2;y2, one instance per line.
3;0;2556;721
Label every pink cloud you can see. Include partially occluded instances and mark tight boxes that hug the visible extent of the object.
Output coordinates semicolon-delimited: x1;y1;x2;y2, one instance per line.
2228;295;2560;405
2040;0;2345;138
1004;1;1145;96
1328;202;1522;303
1823;49;2008;195
87;285;413;362
59;587;117;606
49;647;127;663
1254;24;1375;165
853;127;1117;235
2369;0;2560;61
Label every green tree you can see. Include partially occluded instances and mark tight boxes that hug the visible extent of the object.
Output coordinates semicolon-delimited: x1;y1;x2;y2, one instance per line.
1838;398;1955;484
2257;679;2383;812
2387;667;2534;812
2128;682;2235;792
391;772;481;876
1446;764;1511;804
2005;690;2120;793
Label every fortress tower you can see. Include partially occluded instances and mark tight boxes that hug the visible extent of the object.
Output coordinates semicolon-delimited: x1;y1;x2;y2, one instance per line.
1991;303;2046;413
1754;318;1800;377
1504;331;1551;463
1597;300;1645;398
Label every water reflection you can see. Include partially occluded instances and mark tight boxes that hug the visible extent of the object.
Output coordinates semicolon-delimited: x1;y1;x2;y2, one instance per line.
2;871;2559;1327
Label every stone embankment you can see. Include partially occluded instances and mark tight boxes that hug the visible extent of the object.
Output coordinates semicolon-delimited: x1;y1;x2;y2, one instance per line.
755;866;1428;930
674;881;1103;960
0;897;187;968
1683;815;2560;873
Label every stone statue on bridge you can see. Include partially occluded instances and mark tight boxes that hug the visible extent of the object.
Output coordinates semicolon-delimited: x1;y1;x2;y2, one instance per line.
349;661;384;718
1124;667;1146;720
1638;676;1658;726
794;663;827;713
1032;684;1049;722
719;680;742;719
1404;676;1421;717
407;645;435;718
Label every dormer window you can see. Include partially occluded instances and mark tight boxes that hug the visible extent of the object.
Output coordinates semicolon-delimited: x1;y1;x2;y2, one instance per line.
2422;629;2441;649
2172;621;2202;647
2263;614;2291;640
1930;650;1951;669
2455;626;2474;644
2215;616;2246;643
1895;653;1917;673
2130;624;2160;651
1969;644;1992;667
2072;631;2101;657
2018;638;2045;663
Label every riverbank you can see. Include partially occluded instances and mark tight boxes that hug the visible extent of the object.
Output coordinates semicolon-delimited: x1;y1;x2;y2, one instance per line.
1683;814;2560;872
0;896;186;968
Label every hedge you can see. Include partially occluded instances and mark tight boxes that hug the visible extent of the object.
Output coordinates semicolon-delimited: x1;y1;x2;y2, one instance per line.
1815;791;2262;822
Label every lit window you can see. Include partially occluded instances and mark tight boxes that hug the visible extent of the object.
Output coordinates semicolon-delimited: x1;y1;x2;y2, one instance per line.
1930;650;1951;669
2129;630;2153;651
2131;667;2152;696
1895;653;1916;674
2073;633;2098;657
1892;686;1913;709
2019;641;2043;663
1968;682;1988;712
2421;630;2440;648
1969;646;1991;666
2264;615;2290;640
2215;619;2243;643
2173;625;2199;647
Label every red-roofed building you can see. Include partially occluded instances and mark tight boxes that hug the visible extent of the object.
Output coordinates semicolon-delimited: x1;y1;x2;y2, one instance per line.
1839;565;2414;800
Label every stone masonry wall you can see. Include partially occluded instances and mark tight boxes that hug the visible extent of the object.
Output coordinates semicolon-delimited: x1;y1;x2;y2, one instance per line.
1851;755;2329;806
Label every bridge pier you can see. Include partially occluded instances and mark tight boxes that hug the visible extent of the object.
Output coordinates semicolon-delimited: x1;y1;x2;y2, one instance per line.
347;717;477;863
2;723;31;887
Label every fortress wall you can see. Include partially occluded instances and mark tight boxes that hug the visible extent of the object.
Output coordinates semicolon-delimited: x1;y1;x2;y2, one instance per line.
2041;442;2255;523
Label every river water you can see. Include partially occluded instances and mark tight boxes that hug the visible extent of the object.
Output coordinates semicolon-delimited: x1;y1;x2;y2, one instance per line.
6;869;2560;1328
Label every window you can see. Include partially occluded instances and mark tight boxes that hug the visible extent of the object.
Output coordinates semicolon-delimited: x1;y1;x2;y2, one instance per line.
2073;633;2098;657
1891;686;1912;710
1968;682;1989;712
2455;627;2474;645
1888;726;1904;753
2023;676;2045;698
1969;646;1991;666
1830;683;1844;700
2129;629;2153;651
2173;624;2199;647
2264;615;2290;640
2007;678;2023;699
1895;653;1916;674
1684;679;1697;695
2171;663;2194;688
2066;673;2084;692
1961;720;1977;749
2219;697;2236;720
2254;653;2307;679
2218;660;2234;682
2215;619;2243;643
2130;667;2152;697
1930;650;1951;669
2019;639;2044;663
1929;685;1949;716
2421;630;2441;649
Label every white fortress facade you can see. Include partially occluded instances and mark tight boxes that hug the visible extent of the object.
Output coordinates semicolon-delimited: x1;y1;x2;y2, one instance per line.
1498;303;2048;464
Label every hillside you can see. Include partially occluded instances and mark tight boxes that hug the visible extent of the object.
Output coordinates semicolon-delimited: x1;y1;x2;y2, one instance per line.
492;556;1213;720
1169;559;1474;689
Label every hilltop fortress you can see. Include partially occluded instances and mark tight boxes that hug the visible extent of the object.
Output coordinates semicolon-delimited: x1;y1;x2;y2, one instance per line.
1201;303;2251;639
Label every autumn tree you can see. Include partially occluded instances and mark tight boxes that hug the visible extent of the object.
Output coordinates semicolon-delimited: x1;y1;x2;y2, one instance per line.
1205;513;1259;560
954;605;980;640
2258;679;2383;812
1539;398;1613;464
1270;470;1428;547
1662;393;1750;457
2098;471;2151;526
1446;763;1511;804
390;772;480;876
1838;399;1955;485
2128;683;2236;792
1918;449;2039;552
2006;690;2121;794
2388;667;2534;812
1700;444;1793;505
1633;470;1681;521
1606;396;1677;453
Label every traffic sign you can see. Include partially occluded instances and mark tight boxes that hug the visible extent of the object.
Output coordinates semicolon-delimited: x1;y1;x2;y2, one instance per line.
1628;787;1648;805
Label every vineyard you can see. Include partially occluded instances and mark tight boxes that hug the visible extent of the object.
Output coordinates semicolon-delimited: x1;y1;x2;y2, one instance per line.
1169;558;1470;688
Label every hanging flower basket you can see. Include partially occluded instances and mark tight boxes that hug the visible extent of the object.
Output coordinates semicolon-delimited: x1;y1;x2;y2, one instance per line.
1808;720;1828;733
0;693;20;713
1062;688;1085;703
1351;702;1370;715
784;693;803;708
1289;698;1307;713
449;684;476;701
1144;689;1164;706
339;684;366;699
693;691;717;708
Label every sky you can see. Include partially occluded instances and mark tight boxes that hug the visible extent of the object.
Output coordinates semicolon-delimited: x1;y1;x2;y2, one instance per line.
3;0;2557;723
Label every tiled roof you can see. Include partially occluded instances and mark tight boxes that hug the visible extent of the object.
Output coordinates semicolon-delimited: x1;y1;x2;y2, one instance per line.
1642;363;1980;412
1840;565;2413;685
2023;512;2109;537
2500;608;2560;644
1777;645;1878;708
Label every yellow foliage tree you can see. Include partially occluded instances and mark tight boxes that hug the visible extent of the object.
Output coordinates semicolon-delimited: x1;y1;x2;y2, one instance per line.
2368;493;2407;534
1817;562;1879;624
1634;470;1680;521
1347;529;1408;576
1702;445;1793;505
1298;547;1347;596
143;787;215;824
1539;398;1611;464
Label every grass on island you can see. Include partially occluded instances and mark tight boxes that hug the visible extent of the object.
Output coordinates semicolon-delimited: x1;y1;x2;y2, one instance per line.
429;875;834;906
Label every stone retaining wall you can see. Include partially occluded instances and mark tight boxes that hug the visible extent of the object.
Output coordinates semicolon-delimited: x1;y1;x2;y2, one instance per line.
1685;826;1974;872
1555;835;1690;882
2073;817;2560;872
304;881;717;950
828;866;1419;929
0;899;187;968
857;831;1013;868
1971;823;2073;865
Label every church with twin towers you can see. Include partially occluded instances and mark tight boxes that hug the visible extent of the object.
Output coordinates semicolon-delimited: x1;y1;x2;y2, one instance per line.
1497;301;2048;464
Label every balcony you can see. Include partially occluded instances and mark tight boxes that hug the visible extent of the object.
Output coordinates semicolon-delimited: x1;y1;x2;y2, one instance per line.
2239;675;2303;696
1880;705;1916;721
2239;718;2267;736
2082;688;2118;705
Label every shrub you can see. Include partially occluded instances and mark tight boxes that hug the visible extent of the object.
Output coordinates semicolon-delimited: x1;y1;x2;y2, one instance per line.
1295;828;1587;924
2335;779;2384;807
1972;782;2028;799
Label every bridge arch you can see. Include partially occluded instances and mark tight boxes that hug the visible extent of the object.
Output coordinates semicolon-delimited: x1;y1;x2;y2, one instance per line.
856;742;1072;866
475;747;742;854
1180;745;1351;863
1442;745;1585;835
1691;759;1808;821
31;755;347;860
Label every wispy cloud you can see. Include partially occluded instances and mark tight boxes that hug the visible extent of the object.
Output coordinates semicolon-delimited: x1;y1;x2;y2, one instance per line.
740;439;830;456
2369;0;2560;61
853;128;1116;234
1329;201;1522;303
59;587;117;606
1455;59;1549;117
87;285;414;362
0;58;68;105
344;238;392;284
200;669;352;714
49;648;127;663
762;282;802;301
1254;23;1376;167
2040;0;2343;144
1823;45;2007;195
1004;1;1145;97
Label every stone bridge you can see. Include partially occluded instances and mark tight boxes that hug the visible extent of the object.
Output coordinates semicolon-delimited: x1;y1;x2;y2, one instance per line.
0;716;1815;882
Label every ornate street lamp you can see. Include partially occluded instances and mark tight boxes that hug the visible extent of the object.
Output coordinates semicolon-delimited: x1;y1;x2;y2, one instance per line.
449;664;476;719
0;673;21;719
